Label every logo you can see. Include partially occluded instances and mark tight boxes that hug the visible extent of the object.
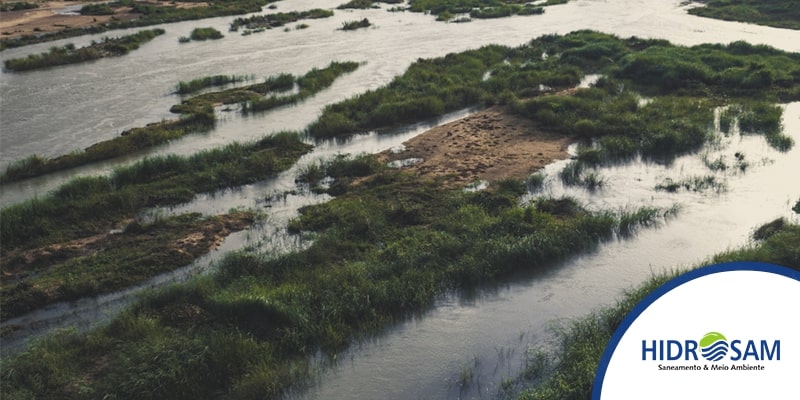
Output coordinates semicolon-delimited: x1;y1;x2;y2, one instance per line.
592;263;800;400
699;332;729;361
641;332;780;362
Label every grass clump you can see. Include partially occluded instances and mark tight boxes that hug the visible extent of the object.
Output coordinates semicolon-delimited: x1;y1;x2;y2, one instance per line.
3;29;165;72
242;61;360;113
230;9;334;33
296;153;383;193
337;0;376;9
655;175;727;193
408;0;558;21
340;18;372;31
180;27;224;42
176;74;253;94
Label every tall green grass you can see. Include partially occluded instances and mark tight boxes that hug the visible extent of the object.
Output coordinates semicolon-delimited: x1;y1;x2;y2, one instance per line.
689;0;800;30
230;9;334;32
3;29;165;72
1;211;255;321
516;220;800;400
0;166;671;399
408;0;554;20
176;74;254;94
307;31;799;140
0;132;311;253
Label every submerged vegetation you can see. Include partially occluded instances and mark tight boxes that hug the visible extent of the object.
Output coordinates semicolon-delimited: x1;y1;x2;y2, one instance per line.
3;29;165;72
689;0;800;31
0;159;671;398
1;0;276;50
514;220;800;400
0;62;358;183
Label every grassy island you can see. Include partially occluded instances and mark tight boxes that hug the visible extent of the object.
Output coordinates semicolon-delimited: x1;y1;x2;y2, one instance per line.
0;132;312;320
3;29;165;72
0;0;277;50
408;0;565;21
230;9;334;34
179;27;224;43
689;0;800;31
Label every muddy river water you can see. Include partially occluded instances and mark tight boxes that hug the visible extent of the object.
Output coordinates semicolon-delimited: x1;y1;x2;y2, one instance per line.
1;0;799;398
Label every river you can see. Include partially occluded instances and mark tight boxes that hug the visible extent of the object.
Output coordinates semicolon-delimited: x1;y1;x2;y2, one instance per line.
1;0;799;399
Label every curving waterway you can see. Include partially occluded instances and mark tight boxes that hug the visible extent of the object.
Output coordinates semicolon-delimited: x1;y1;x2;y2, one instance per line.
1;0;800;398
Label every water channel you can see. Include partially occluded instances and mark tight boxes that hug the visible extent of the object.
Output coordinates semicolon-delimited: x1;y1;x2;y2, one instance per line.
1;0;799;398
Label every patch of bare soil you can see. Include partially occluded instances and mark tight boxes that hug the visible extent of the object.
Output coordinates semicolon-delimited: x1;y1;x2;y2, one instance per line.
380;106;573;188
0;0;205;38
0;213;252;283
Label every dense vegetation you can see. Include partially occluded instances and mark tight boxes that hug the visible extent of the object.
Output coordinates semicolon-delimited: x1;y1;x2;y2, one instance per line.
408;0;563;20
340;18;372;31
0;62;358;183
1;211;256;321
336;0;403;9
307;31;799;162
180;27;224;42
514;219;800;400
229;9;334;34
0;131;311;254
689;0;800;30
0;1;38;11
0;0;277;50
0;158;669;398
2;31;798;400
3;29;165;72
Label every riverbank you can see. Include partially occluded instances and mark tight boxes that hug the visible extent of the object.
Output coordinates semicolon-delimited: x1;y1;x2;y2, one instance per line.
512;217;800;399
0;0;272;49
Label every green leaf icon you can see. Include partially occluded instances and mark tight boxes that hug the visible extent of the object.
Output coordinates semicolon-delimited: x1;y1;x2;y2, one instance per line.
700;332;727;347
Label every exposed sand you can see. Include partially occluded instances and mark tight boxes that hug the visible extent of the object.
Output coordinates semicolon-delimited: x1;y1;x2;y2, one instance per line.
0;1;205;39
380;106;572;188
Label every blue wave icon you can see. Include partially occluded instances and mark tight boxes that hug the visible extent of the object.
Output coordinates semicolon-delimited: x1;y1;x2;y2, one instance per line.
701;340;729;361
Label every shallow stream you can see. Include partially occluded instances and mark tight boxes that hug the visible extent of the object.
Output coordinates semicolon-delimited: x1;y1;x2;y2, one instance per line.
1;0;799;398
